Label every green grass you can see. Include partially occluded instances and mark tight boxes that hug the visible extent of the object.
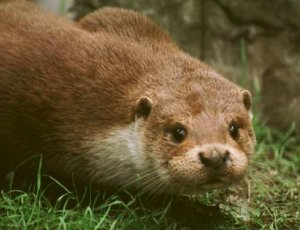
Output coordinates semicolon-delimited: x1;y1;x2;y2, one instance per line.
0;116;299;229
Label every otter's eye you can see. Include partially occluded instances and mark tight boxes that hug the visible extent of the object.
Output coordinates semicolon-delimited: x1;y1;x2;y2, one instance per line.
229;122;239;139
171;125;187;143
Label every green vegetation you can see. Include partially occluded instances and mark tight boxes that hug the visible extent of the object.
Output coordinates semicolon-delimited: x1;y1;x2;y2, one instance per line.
0;115;299;229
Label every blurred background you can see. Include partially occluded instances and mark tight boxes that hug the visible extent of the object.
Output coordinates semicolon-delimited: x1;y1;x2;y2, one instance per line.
34;0;300;138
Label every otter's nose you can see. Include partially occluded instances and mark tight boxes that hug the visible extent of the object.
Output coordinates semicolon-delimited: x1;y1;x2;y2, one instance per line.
199;148;230;169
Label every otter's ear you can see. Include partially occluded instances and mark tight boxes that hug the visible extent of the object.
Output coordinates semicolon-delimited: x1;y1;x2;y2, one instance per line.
241;90;252;111
135;96;153;119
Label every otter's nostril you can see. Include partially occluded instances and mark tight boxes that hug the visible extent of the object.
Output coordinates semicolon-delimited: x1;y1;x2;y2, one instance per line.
199;150;230;168
199;152;210;166
223;151;230;163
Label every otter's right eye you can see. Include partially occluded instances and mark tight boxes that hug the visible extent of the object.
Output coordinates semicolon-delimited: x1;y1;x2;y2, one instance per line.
229;122;239;139
171;125;187;143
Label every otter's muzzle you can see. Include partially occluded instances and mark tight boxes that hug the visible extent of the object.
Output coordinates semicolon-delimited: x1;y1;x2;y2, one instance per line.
198;145;230;170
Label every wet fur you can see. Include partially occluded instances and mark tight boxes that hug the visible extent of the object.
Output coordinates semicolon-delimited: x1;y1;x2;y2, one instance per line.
0;1;255;194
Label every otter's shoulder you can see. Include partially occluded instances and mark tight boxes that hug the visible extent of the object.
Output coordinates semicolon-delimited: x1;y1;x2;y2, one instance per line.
78;7;178;49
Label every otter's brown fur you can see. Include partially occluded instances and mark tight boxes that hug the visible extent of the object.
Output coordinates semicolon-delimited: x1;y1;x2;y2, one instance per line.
0;1;255;194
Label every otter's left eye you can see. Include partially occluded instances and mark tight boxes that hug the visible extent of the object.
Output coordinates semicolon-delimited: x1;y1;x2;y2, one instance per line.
171;125;187;143
229;122;239;139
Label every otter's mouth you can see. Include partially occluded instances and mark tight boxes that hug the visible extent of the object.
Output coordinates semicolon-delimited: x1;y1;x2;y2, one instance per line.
204;178;223;185
196;179;228;192
176;178;227;190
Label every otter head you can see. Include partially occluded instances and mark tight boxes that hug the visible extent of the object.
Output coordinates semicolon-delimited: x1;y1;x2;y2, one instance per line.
74;7;255;195
133;71;255;195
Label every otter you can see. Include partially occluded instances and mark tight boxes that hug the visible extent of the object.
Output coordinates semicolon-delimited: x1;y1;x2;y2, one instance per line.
0;1;255;195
